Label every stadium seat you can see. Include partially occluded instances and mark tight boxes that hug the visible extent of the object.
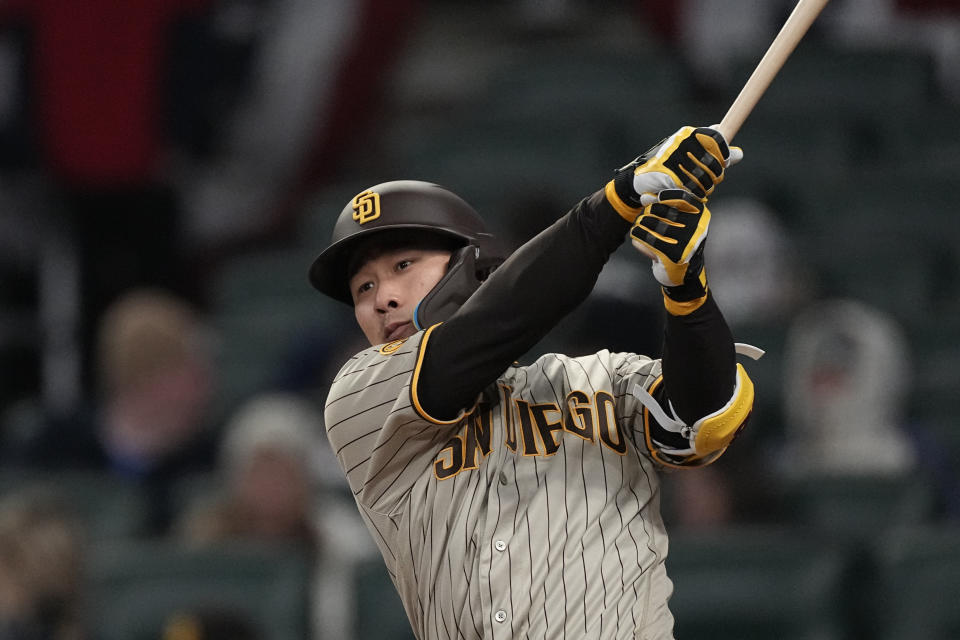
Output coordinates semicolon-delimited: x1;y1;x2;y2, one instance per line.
209;247;325;312
480;38;692;123
352;556;416;640
667;526;850;640
872;524;960;640
778;473;936;543
0;469;150;539
726;45;936;120
86;539;312;640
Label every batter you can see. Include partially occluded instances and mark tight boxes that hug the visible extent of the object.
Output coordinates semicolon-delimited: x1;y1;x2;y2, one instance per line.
310;126;756;640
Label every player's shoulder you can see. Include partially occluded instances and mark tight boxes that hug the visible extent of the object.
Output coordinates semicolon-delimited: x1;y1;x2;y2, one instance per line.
507;349;659;383
324;334;424;431
539;348;658;369
326;332;428;411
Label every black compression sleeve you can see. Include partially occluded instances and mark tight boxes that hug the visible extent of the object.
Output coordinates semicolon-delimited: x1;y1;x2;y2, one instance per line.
417;190;630;420
661;291;736;425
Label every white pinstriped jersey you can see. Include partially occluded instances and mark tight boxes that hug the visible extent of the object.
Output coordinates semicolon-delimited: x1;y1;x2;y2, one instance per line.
324;325;677;640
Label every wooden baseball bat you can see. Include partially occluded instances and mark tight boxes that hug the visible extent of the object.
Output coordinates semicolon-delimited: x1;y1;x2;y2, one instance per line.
716;0;832;143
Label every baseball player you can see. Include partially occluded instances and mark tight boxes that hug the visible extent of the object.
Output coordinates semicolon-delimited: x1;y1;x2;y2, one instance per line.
309;125;757;639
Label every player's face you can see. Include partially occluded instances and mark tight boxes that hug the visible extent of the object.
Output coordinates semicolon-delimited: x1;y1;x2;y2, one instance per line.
350;247;452;345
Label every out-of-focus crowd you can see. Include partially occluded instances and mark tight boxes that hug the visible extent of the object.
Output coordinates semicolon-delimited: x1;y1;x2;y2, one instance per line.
0;1;959;639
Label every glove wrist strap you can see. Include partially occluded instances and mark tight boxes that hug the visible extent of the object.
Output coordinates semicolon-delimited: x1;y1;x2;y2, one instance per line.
662;250;708;315
604;180;643;224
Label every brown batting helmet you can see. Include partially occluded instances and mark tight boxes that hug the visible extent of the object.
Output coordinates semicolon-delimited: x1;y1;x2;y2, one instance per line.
309;181;504;325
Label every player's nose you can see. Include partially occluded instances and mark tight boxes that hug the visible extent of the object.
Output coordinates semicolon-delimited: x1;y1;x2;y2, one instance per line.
374;281;403;313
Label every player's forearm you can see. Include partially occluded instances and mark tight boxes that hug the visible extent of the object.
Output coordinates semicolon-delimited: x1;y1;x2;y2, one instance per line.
417;190;629;419
661;291;736;425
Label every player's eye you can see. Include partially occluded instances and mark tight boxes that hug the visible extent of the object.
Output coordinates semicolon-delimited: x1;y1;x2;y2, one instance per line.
356;281;374;296
396;259;412;271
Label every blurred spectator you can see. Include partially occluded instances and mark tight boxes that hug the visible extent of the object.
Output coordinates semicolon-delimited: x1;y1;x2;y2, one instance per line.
160;608;261;640
705;197;809;330
661;464;736;528
0;0;215;399
827;0;960;101
661;198;807;529
20;289;219;535
0;0;423;416
176;391;375;640
661;0;960;101
672;0;801;96
776;298;917;477
0;489;87;640
179;0;422;254
177;392;322;549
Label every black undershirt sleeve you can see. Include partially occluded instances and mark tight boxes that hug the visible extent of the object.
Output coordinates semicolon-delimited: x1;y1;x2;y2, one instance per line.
417;190;628;420
416;190;738;426
661;291;737;426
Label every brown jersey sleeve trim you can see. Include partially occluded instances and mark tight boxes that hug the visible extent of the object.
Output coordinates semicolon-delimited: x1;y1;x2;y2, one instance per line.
410;323;476;425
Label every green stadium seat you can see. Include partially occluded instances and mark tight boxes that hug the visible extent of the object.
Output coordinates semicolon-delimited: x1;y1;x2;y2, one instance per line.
0;469;150;539
873;524;960;640
667;526;850;640
208;247;324;312
726;45;936;120
86;539;312;640
778;473;936;542
352;556;415;640
480;38;692;123
206;248;356;413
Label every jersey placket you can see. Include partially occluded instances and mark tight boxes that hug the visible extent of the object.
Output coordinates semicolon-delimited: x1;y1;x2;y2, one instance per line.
478;420;521;638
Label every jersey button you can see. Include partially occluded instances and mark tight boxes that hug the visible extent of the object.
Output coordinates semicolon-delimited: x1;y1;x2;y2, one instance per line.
494;610;507;623
494;540;506;551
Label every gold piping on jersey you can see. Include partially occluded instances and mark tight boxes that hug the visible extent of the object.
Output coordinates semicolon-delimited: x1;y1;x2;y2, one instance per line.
499;383;518;452
596;391;627;455
351;189;381;224
528;402;564;456
515;400;544;456
432;403;494;481
410;323;474;425
432;385;639;480
563;391;596;443
461;406;493;470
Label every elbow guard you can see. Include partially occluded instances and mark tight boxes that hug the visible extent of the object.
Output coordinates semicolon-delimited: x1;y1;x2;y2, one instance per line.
691;363;754;457
637;361;756;468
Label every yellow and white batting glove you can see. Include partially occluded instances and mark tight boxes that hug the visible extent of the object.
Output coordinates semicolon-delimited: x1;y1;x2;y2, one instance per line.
604;125;742;224
630;189;709;284
631;189;712;315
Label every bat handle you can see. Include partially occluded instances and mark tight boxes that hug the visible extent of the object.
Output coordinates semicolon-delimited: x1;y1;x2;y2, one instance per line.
717;0;831;143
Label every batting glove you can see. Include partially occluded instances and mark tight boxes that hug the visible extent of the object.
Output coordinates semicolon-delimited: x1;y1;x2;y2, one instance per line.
604;126;742;224
631;189;713;315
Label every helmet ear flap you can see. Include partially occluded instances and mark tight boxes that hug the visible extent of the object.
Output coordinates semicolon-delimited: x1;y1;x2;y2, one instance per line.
414;245;484;330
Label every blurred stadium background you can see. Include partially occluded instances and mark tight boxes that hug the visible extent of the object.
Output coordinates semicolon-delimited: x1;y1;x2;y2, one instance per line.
0;0;958;638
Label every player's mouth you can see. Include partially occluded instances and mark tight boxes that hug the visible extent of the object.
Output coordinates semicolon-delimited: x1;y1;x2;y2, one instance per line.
385;321;413;341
